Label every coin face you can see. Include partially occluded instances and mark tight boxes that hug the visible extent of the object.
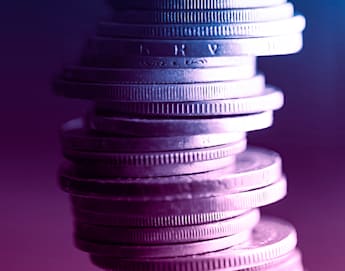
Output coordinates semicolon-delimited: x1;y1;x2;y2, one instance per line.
54;1;306;270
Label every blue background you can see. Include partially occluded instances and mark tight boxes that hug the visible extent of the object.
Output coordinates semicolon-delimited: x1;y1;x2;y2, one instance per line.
0;1;344;270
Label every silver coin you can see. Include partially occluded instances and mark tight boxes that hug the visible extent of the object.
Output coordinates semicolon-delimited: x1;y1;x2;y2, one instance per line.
98;250;303;271
107;0;288;10
90;217;297;271
88;111;273;136
71;177;287;214
98;16;306;39
54;74;265;102
62;118;246;152
81;55;256;68
111;3;294;24
75;230;251;258
95;86;284;117
72;155;236;178
64;140;246;167
75;209;260;244
60;147;282;199
63;64;256;84
88;33;303;57
74;208;249;227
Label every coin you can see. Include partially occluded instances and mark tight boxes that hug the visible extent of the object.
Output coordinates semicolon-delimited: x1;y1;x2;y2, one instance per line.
76;230;251;258
97;16;306;39
111;3;294;24
72;156;236;178
62;64;256;84
87;33;303;57
107;0;288;10
61;118;246;152
95;86;284;117
90;217;297;271
88;111;274;136
59;147;282;199
54;74;265;102
71;177;287;214
74;208;249;227
64;139;245;178
74;209;260;244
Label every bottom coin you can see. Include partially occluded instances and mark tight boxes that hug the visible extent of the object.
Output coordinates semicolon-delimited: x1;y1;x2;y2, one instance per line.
90;217;297;271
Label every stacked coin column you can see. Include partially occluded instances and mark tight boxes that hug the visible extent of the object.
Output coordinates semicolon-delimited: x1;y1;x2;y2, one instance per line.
54;1;306;270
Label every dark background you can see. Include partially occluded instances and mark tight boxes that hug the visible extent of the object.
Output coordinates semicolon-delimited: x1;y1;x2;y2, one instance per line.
0;1;344;270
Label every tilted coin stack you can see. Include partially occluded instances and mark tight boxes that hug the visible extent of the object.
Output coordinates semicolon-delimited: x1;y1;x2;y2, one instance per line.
54;0;306;270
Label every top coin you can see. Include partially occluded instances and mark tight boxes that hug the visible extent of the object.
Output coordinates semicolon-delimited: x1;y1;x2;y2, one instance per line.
107;0;288;10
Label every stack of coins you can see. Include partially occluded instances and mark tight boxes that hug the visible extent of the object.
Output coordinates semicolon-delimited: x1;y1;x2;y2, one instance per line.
54;0;306;270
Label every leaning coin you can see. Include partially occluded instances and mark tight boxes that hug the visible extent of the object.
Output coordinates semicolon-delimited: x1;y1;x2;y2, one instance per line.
107;0;287;10
97;16;306;39
88;33;303;57
73;208;248;227
81;55;256;68
91;217;297;271
95;86;284;117
62;65;256;84
75;230;251;258
75;209;260;244
111;3;294;24
61;118;246;152
54;74;265;102
88;111;273;136
71;177;287;214
59;147;282;199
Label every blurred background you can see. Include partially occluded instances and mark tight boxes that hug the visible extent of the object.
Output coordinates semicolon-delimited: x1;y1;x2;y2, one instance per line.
0;0;344;270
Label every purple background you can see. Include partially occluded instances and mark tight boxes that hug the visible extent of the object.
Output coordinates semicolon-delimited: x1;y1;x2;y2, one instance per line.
1;1;344;270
